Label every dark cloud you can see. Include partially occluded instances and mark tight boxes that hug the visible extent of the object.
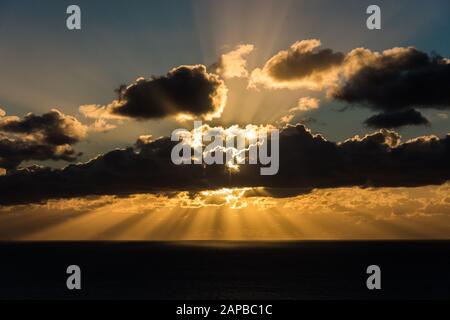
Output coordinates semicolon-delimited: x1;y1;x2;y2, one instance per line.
0;124;448;205
0;138;80;169
0;109;86;169
249;39;344;89
267;45;344;81
251;41;450;128
333;47;450;127
0;109;87;145
81;65;228;121
364;109;430;129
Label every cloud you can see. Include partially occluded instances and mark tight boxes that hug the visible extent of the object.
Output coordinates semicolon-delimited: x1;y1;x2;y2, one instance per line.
79;101;126;121
0;108;5;117
88;119;117;133
438;112;448;120
249;40;450;128
1;183;449;240
279;97;320;124
0;124;448;205
364;109;430;129
333;47;450;110
279;114;294;124
0;109;85;170
0;138;81;170
0;109;87;145
80;65;228;121
332;47;450;127
135;135;154;149
289;97;320;112
282;184;450;221
249;39;344;90
215;44;255;79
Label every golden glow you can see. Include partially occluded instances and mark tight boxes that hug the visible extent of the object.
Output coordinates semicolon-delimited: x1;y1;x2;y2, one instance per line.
0;184;449;241
175;113;195;122
177;122;276;166
216;44;255;79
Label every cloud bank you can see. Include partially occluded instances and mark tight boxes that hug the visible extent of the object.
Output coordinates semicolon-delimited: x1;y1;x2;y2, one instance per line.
0;124;448;205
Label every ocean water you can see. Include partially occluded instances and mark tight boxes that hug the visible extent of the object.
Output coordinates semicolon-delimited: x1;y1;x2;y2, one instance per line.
0;241;449;300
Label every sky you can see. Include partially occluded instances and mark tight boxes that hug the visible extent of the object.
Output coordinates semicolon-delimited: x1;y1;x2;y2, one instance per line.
0;0;449;240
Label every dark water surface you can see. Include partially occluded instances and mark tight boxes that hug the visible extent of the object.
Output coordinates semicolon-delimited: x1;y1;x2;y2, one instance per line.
0;241;449;299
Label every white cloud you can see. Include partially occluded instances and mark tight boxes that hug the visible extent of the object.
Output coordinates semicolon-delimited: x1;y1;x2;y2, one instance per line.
216;44;254;79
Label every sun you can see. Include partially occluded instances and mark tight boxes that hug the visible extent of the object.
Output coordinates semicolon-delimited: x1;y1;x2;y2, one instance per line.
226;160;240;172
